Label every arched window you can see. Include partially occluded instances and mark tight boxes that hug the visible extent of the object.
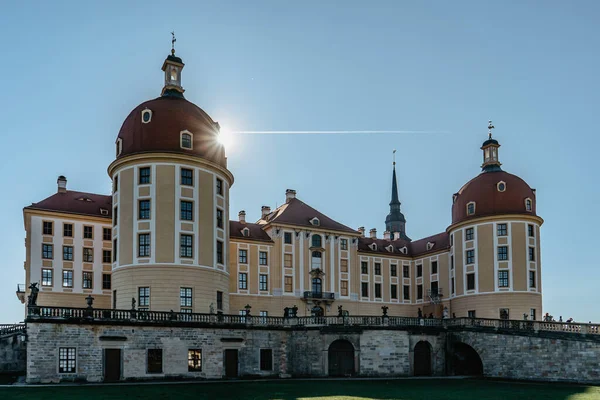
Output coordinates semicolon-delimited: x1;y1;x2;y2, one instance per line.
115;138;122;157
467;202;476;215
170;67;178;82
525;198;532;212
312;278;322;294
311;251;322;270
312;235;322;248
181;132;192;149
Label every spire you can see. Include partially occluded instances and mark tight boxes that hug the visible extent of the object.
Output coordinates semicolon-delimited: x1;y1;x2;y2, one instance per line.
390;150;400;205
161;32;185;98
481;120;502;173
385;150;410;241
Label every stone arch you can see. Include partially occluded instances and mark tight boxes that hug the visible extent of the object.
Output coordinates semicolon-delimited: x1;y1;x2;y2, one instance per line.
451;342;483;376
328;339;355;377
413;340;432;376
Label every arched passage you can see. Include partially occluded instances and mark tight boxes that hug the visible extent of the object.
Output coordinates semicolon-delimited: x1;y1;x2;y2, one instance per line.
414;341;432;376
452;342;483;376
328;340;355;377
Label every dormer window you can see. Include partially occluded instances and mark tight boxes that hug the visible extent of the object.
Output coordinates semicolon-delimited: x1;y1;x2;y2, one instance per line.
116;138;122;157
497;181;506;192
310;217;320;226
311;234;322;248
100;208;109;216
525;198;532;212
180;131;193;150
467;202;476;215
452;194;458;204
400;246;407;254
426;242;435;251
141;109;152;124
386;245;394;252
369;243;378;251
242;227;250;237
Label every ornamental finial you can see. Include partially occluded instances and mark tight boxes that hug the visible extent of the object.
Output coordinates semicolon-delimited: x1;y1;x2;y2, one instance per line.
488;120;495;139
393;149;396;166
171;31;176;55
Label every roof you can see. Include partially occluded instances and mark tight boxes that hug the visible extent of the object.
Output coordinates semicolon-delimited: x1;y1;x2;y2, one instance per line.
409;232;450;257
229;221;273;243
357;232;449;258
25;191;112;219
260;198;358;235
116;96;227;168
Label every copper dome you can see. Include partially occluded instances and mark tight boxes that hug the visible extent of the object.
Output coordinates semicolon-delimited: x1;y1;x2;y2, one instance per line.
451;170;536;225
116;96;226;168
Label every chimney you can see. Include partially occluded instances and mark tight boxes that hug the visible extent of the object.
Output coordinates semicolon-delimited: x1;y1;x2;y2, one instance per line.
57;176;67;193
261;206;271;219
358;227;365;237
238;210;246;224
285;189;296;203
370;228;377;239
394;232;401;240
383;231;391;240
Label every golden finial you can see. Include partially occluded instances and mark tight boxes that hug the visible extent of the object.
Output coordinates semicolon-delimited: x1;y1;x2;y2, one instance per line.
488;120;495;139
171;31;176;55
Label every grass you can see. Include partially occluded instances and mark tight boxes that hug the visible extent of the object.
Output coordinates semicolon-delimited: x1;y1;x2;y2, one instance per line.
0;378;598;400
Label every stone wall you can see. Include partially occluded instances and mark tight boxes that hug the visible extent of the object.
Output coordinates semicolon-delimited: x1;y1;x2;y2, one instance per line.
0;333;26;374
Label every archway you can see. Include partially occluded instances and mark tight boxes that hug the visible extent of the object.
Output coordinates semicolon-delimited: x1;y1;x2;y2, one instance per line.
414;341;432;376
452;342;483;376
328;340;355;377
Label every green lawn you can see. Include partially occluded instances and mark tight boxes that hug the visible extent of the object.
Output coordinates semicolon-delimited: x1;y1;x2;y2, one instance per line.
0;379;598;400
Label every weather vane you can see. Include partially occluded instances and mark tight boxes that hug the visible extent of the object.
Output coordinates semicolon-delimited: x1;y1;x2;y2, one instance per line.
171;31;176;55
393;149;396;166
488;120;495;139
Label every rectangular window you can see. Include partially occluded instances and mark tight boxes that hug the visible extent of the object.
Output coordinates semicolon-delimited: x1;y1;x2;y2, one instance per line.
216;209;223;228
180;234;193;258
375;283;382;298
216;178;223;195
417;284;423;300
391;284;397;299
341;280;348;296
239;249;247;264
259;274;268;291
529;271;536;288
466;250;475;264
181;168;193;186
340;239;348;250
113;175;118;192
62;270;73;288
180;201;193;221
375;263;381;275
340;259;348;272
139;233;151;257
260;349;273;371
147;349;162;373
259;251;268;265
188;349;202;372
103;250;112;263
238;273;248;290
465;227;474;241
361;261;368;274
43;221;53;235
528;247;535;261
42;269;53;286
216;240;224;264
83;226;93;239
530;308;536;321
361;282;368;297
83;247;93;262
391;265;397;277
138;200;151;220
497;223;508;236
217;291;223;310
63;246;73;261
139;167;151;184
58;347;76;373
403;285;410;300
498;270;509;288
431;261;438;274
138;287;150;307
403;265;409;278
467;273;476;290
63;223;73;237
83;271;93;289
468;310;476;318
102;274;111;290
180;287;193;309
284;232;292;244
450;255;454;270
42;244;53;259
497;246;508;261
451;277;455;294
113;207;118;226
103;228;112;241
528;224;535;237
284;253;292;268
417;264;422;277
113;239;118;262
284;276;293;292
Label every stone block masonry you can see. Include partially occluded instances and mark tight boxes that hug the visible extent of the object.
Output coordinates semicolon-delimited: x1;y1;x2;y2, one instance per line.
0;334;26;374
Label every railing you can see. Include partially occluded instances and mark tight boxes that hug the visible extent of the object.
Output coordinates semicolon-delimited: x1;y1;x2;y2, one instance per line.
16;284;25;293
303;291;335;300
0;324;26;336
25;306;600;336
427;288;443;297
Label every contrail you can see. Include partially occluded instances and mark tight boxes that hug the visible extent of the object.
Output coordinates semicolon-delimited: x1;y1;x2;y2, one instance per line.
231;130;450;135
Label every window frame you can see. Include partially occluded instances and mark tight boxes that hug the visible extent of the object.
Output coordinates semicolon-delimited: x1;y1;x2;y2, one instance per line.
63;245;73;261
361;261;368;274
284;276;293;292
42;244;53;260
181;168;193;186
180;287;193;309
239;249;248;264
138;233;151;257
43;221;53;236
58;347;76;374
417;284;423;300
63;223;73;237
497;246;509;261
403;285;410;300
188;349;202;372
416;264;423;277
528;247;535;261
497;223;508;237
260;349;273;371
83;247;93;263
466;273;476;291
403;265;409;278
528;224;535;237
498;270;509;288
238;272;248;290
82;271;93;289
466;249;475;264
62;270;73;288
465;227;474;241
103;227;112;241
431;261;438;274
216;240;224;264
374;263;381;275
83;225;93;240
180;234;193;258
529;271;536;288
259;274;268;291
390;284;397;299
340;239;348;250
180;131;193;150
216;178;223;196
284;232;292;244
216;208;223;229
180;200;193;221
103;250;112;264
147;349;162;374
259;251;268;266
466;201;476;215
42;268;53;287
375;283;382;298
391;264;397;277
102;273;111;290
138;200;151;220
139;167;151;185
361;282;368;298
138;287;150;307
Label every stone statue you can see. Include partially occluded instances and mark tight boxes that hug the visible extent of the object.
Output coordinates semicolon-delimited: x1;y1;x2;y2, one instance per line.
381;306;389;316
417;308;423;318
443;307;449;319
291;305;298;318
27;282;39;306
284;307;290;318
131;297;136;310
209;303;215;314
338;305;343;317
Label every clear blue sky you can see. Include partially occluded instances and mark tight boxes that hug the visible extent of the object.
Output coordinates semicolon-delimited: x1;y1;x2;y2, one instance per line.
1;1;598;323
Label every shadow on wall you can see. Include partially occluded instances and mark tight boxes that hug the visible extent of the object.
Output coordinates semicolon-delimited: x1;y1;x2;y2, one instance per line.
451;342;484;376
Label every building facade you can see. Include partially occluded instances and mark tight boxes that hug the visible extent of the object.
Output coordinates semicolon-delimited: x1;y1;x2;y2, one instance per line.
17;49;544;321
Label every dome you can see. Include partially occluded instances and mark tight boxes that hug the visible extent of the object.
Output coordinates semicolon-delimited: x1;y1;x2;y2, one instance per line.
451;170;536;225
116;96;226;168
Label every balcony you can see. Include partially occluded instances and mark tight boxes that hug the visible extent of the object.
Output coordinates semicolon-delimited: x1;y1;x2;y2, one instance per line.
427;288;443;297
303;291;335;301
16;284;26;304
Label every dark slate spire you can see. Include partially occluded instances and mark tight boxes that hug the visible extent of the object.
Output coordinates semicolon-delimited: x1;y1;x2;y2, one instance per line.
385;152;411;241
481;120;502;173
